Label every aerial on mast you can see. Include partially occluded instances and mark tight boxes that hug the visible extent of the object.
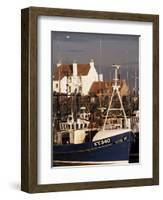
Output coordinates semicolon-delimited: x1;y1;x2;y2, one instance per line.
112;64;120;88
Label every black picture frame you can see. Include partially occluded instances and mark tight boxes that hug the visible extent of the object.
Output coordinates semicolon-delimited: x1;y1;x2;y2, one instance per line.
21;7;159;193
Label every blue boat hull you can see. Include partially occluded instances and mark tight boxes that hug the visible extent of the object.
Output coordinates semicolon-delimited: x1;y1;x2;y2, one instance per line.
53;131;134;165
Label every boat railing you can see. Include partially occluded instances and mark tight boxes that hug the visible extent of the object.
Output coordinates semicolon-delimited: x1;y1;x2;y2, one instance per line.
59;121;89;131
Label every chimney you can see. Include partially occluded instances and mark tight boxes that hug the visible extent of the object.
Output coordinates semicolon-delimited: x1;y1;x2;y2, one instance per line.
89;59;94;68
57;60;62;67
73;60;77;77
98;74;103;81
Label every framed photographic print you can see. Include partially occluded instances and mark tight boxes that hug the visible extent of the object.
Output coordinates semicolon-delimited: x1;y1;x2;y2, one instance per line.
21;7;159;193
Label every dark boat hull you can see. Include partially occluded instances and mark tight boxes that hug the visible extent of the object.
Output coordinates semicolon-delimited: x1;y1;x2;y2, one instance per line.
53;131;134;166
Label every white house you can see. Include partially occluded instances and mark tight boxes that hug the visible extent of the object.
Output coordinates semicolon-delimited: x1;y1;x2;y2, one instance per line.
53;59;98;95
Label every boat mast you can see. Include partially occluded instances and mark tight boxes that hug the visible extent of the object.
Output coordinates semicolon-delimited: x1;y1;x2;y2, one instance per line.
103;64;127;130
134;67;138;95
99;39;102;108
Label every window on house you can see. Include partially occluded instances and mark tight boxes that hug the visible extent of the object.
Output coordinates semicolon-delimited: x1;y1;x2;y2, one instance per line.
79;86;82;93
69;86;71;93
68;76;72;82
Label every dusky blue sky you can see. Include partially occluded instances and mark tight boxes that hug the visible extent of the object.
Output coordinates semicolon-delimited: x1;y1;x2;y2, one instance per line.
52;31;139;90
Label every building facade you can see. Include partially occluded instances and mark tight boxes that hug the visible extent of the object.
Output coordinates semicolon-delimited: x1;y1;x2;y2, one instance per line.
53;60;98;95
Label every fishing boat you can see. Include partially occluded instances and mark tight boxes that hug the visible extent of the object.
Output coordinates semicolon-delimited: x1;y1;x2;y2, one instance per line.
53;64;135;166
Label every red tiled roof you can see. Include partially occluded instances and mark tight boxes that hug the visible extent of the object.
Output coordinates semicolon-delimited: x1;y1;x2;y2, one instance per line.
53;64;90;80
53;64;72;80
89;81;112;94
77;64;90;76
89;80;128;96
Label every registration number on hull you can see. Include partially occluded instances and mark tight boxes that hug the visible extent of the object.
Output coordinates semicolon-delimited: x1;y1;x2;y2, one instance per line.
93;138;111;147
